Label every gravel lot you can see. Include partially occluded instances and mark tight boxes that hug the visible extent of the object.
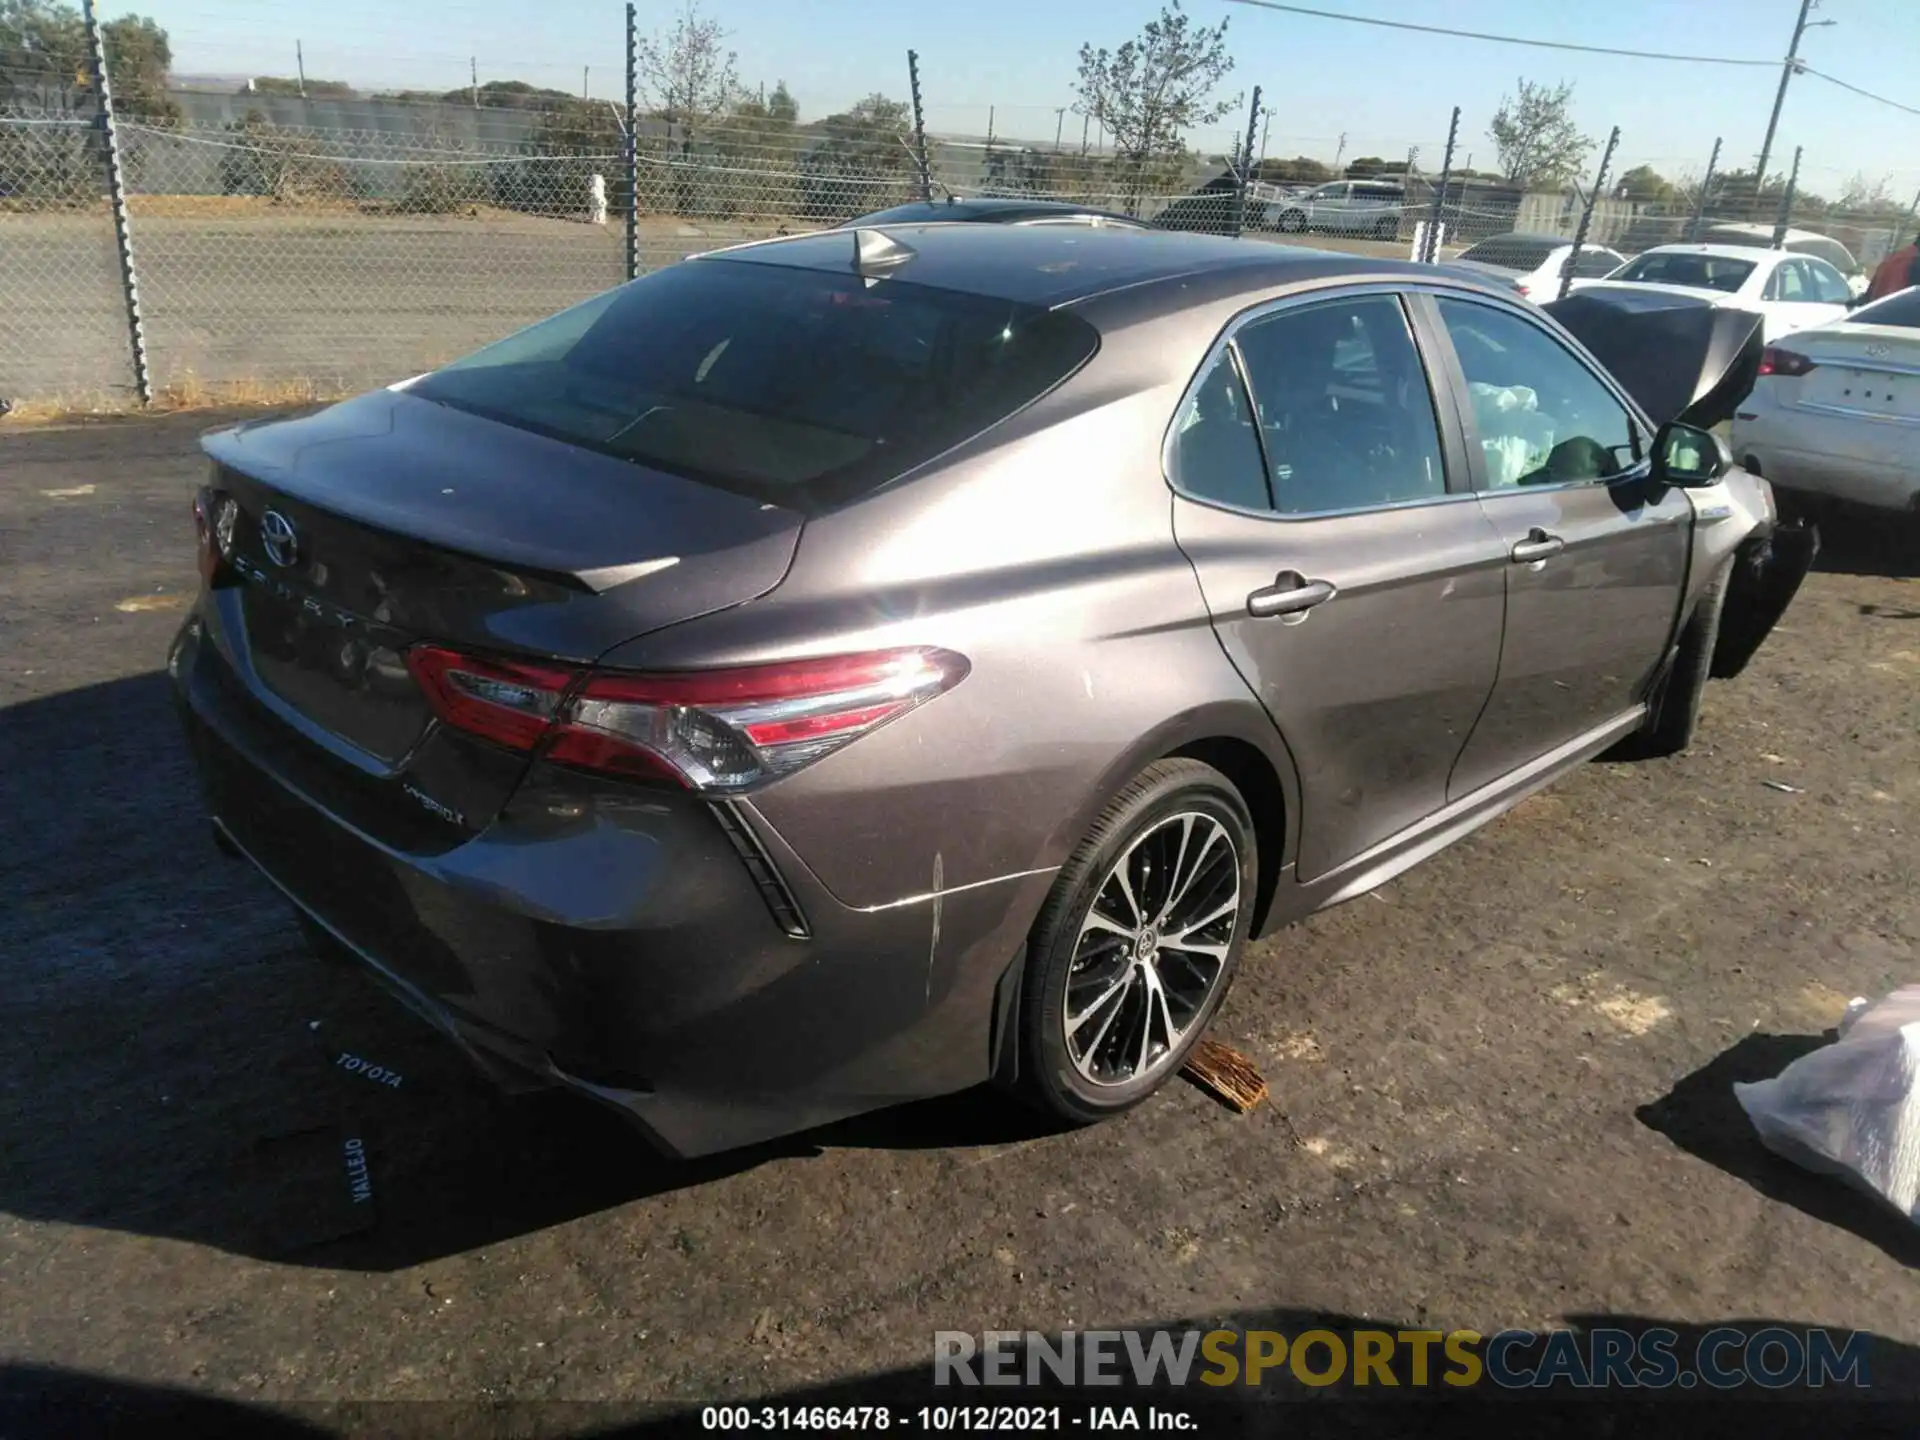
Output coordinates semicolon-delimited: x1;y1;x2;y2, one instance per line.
2;412;1917;1435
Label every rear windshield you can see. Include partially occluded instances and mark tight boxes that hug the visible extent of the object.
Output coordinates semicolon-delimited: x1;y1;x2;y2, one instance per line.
1610;253;1755;293
1457;237;1558;270
409;259;1100;510
1846;288;1920;328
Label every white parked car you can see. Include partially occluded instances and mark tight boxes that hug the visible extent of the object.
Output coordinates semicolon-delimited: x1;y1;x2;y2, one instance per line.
1576;244;1853;343
1446;232;1629;302
1696;223;1868;297
1730;286;1920;518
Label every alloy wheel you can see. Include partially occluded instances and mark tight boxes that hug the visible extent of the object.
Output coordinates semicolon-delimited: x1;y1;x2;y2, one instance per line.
1062;811;1241;1087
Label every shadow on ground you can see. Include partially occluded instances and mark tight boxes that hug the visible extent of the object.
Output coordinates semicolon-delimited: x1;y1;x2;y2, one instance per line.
5;1302;1918;1439
1806;509;1920;582
1636;1033;1920;1268
0;671;1059;1272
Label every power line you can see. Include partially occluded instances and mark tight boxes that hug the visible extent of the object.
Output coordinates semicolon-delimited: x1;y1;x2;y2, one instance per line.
1219;0;1780;67
1799;66;1920;119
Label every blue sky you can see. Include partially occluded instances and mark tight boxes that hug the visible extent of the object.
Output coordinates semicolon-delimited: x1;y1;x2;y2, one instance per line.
143;0;1920;198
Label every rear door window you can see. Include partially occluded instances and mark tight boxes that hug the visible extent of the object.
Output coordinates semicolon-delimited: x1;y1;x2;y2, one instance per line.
408;260;1099;512
1805;259;1853;304
1846;289;1920;328
1767;260;1810;301
1231;295;1449;515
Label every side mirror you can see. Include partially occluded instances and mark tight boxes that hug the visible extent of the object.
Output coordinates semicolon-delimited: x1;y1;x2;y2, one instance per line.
1652;420;1734;487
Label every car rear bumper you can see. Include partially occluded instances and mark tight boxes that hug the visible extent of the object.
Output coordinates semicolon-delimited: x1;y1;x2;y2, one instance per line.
170;614;1051;1158
1732;402;1920;512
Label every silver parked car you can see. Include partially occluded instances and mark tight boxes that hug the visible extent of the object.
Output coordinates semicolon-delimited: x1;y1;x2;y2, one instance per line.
1266;180;1405;238
173;225;1812;1158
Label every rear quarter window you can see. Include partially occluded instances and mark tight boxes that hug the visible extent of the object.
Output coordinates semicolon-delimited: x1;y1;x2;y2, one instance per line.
408;260;1099;513
1846;289;1920;328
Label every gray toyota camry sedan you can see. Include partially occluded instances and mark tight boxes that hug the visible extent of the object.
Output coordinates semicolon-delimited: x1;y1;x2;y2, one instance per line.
172;224;1813;1157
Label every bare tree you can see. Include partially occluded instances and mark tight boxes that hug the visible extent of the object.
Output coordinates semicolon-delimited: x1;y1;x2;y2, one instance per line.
1487;79;1591;190
637;1;739;130
636;1;741;213
1074;1;1237;209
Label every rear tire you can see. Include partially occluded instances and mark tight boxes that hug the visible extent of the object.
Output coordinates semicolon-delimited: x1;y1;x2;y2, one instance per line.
1017;760;1257;1126
1614;564;1729;760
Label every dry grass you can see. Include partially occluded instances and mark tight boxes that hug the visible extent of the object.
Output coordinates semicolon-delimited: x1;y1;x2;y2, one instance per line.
3;376;347;427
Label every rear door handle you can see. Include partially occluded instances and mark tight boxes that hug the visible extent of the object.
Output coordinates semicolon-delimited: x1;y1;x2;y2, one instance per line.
1247;571;1337;618
1509;528;1565;564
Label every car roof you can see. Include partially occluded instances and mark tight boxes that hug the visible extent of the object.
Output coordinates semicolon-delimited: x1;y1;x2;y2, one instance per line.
697;222;1488;310
1632;243;1781;263
847;198;1143;226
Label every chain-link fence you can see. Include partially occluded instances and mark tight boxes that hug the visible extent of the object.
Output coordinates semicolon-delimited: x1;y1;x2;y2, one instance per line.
4;64;1915;410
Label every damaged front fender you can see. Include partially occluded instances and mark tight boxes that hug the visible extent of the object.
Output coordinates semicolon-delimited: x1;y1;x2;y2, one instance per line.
1712;517;1819;679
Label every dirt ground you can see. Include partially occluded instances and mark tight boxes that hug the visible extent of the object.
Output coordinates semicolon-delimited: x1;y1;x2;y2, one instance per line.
1;412;1917;1435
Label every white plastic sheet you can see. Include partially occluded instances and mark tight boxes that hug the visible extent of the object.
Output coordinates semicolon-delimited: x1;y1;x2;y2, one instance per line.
1734;986;1920;1224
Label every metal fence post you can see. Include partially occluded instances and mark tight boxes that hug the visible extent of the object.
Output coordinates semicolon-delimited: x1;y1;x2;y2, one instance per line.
907;50;931;203
1771;145;1802;248
1421;106;1460;263
1685;136;1721;243
624;2;639;282
1232;86;1261;239
1558;125;1619;302
82;0;151;405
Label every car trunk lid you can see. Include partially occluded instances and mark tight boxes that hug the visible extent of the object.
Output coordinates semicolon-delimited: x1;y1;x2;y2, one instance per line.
199;388;802;835
1542;288;1765;429
1782;323;1920;423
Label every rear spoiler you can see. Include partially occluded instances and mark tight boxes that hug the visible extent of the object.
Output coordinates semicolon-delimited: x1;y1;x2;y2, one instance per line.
1541;289;1765;430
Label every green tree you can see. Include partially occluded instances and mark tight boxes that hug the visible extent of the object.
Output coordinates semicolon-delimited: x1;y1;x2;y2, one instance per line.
99;13;176;121
1487;78;1590;189
247;75;353;98
799;93;913;221
1073;1;1237;209
1255;155;1329;184
713;80;800;218
1615;164;1673;203
0;0;87;111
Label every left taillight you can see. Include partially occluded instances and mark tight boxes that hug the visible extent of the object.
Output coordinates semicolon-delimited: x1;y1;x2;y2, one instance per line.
1758;346;1818;378
192;488;238;585
405;645;970;792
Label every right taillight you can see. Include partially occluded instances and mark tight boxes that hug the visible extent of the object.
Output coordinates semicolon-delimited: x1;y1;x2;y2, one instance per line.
406;645;969;792
1758;346;1818;377
192;488;238;586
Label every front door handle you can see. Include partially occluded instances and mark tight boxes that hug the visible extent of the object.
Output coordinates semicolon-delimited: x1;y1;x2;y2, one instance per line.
1247;571;1337;618
1509;528;1565;564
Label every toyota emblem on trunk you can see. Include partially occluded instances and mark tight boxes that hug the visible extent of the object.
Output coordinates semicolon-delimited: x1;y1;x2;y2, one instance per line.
260;510;299;568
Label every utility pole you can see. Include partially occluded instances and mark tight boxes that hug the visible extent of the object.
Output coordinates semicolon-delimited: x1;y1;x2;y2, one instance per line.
295;39;307;99
470;57;478;108
1258;110;1270;165
1753;0;1833;212
1334;131;1347;173
582;66;589;100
